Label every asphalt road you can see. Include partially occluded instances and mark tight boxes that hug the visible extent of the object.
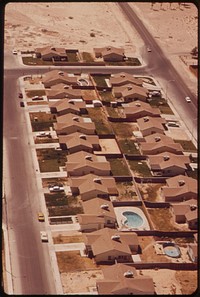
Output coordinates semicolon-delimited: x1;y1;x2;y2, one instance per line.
3;72;57;294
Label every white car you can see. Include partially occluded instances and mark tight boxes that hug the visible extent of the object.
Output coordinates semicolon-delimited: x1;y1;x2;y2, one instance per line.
49;185;64;192
40;231;48;242
12;50;17;55
185;96;191;103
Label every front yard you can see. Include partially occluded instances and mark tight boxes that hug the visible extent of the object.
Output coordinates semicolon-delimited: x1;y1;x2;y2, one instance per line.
30;112;56;131
36;148;67;172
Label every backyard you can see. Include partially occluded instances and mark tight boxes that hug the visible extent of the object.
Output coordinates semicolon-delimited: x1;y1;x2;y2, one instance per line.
99;90;115;102
118;139;140;154
111;122;136;138
87;107;113;135
128;160;152;177
91;74;110;88
116;181;138;201
138;183;165;202
108;158;131;176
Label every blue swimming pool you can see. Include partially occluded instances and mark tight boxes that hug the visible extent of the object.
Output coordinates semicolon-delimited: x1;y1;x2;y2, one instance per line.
163;242;181;258
123;211;144;228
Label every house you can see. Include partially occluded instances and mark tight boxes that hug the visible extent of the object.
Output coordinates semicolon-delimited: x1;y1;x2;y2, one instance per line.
161;175;197;202
147;153;190;176
139;142;183;155
65;151;111;176
53;113;96;135
110;72;143;87
49;98;87;116
58;132;100;153
69;174;118;199
83;227;139;263
122;101;160;122
96;263;155;295
185;209;198;230
46;85;82;100
42;70;78;88
94;46;125;62
187;243;198;263
113;84;149;102
35;46;68;61
137;116;166;137
77;197;117;232
142;133;175;144
170;199;197;225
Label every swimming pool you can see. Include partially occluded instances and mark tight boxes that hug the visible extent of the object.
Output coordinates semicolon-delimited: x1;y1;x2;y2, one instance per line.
163;242;181;258
123;211;144;228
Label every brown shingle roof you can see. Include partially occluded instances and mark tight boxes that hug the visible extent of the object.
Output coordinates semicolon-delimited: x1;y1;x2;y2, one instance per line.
110;72;143;86
137;116;166;132
42;70;78;86
148;152;190;170
82;197;116;219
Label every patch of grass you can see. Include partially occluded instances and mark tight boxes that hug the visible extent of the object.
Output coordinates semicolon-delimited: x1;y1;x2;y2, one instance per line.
109;158;131;176
174;140;197;152
36;148;67;172
118;139;140;154
82;52;94;62
22;56;53;65
149;98;174;114
87;108;113;135
148;208;180;231
106;106;122;118
45;193;67;207
99;90;115;102
106;57;141;66
128;160;152;177
53;235;84;244
34;138;58;144
56;251;98;273
111;122;134;138
27;101;48;106
26;90;46;98
92;75;111;87
30;112;56;132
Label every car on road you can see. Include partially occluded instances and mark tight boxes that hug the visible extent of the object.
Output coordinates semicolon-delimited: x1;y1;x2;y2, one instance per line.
38;212;45;222
20;101;25;107
18;93;23;98
147;47;151;52
40;231;48;242
185;96;191;103
12;50;17;55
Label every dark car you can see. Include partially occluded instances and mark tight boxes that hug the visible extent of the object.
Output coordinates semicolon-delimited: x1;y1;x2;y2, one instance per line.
20;101;25;107
18;93;23;98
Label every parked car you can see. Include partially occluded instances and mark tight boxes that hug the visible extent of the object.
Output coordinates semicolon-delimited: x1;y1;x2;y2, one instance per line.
151;91;161;97
40;231;48;242
185;96;191;103
20;102;25;107
167;121;180;127
49;185;64;192
37;212;45;222
18;93;23;98
36;132;50;137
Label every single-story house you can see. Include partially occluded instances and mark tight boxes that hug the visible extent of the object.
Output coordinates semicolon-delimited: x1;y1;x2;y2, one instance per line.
147;153;190;176
185;209;198;230
58;132;100;153
46;85;82;100
66;151;111;176
110;72;143;87
139;142;183;156
42;70;78;88
142;133;175;144
113;84;149;102
170;199;197;224
96;263;155;295
49;99;80;116
161;175;197;202
94;46;125;62
35;46;68;61
77;197;117;232
122;100;160;122
187;243;198;263
53;113;96;135
83;227;139;263
69;174;118;199
137;116;166;137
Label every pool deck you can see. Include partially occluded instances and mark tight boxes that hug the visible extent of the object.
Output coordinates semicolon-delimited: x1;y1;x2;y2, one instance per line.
114;206;150;231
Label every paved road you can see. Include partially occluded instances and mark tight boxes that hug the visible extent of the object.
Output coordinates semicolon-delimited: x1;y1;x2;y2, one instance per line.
3;72;57;294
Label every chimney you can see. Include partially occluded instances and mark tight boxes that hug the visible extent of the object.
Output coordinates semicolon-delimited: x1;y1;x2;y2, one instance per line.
163;155;170;161
178;180;185;186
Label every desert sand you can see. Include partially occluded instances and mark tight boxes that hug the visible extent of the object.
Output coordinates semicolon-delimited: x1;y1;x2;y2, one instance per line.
4;2;197;294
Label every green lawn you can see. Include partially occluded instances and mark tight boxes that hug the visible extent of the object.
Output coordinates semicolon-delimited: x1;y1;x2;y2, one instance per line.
118;139;140;154
22;56;53;65
128;160;152;177
92;75;111;87
37;148;67;172
109;158;131;176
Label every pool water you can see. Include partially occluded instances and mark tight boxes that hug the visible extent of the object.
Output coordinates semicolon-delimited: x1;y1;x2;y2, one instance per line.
123;211;143;228
163;243;181;258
